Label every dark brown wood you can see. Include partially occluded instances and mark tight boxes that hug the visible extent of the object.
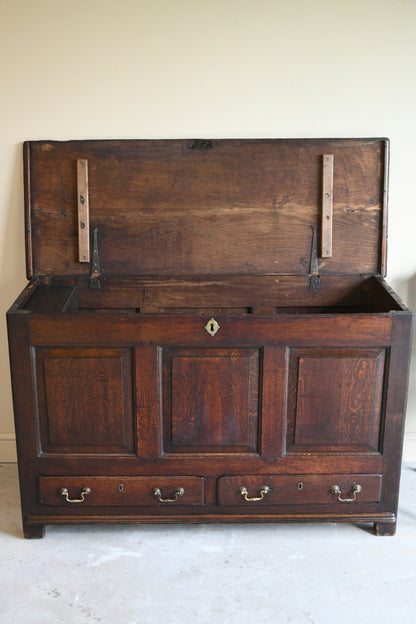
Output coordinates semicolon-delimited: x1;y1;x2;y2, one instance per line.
261;347;288;457
134;346;162;458
287;348;386;453
7;138;413;537
28;313;393;348
33;274;404;313
24;141;33;280
217;474;382;505
14;449;384;477
377;313;413;515
23;523;45;539
75;275;366;310
380;140;389;277
39;476;204;506
163;348;259;454
374;521;396;536
35;347;134;454
25;139;388;279
23;284;77;313
24;512;396;526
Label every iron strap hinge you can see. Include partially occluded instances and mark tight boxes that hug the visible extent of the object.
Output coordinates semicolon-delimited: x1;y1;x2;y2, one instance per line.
308;225;321;290
89;227;102;289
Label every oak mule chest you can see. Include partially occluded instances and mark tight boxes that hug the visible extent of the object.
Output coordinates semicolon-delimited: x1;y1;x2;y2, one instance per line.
7;138;413;538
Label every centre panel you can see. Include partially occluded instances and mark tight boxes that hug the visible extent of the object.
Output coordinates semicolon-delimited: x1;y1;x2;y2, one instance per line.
162;348;260;454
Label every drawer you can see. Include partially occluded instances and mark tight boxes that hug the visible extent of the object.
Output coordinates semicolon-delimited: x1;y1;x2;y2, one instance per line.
38;476;204;506
217;474;382;506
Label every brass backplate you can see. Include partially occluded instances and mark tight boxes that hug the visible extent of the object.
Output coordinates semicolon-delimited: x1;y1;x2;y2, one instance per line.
204;317;220;337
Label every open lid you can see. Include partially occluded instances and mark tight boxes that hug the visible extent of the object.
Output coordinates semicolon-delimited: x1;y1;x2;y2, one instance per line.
24;138;388;279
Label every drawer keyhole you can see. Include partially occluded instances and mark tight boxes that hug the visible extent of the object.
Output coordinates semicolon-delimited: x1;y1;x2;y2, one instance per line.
298;482;304;490
204;317;220;337
118;484;124;492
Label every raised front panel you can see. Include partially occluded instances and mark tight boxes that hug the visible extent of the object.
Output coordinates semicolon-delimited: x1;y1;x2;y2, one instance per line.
35;348;134;454
163;348;260;454
287;348;386;454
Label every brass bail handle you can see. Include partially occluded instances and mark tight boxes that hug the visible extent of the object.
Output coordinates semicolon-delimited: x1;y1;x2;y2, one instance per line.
153;487;185;503
239;485;271;502
330;484;362;502
59;487;91;503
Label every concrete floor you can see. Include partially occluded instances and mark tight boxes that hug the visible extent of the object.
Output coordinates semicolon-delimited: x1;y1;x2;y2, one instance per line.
0;464;415;624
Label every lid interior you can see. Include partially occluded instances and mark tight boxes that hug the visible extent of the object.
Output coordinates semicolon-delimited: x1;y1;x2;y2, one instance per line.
25;138;388;279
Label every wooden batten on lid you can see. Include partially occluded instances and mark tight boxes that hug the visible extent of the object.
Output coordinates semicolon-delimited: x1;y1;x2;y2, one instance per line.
321;154;334;258
77;159;90;263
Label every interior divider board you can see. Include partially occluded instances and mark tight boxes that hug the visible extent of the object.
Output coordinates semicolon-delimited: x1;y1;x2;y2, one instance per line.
74;274;366;310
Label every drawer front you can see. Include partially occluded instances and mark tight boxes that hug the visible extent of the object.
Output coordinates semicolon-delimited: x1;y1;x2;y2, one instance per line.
39;476;204;506
217;474;382;506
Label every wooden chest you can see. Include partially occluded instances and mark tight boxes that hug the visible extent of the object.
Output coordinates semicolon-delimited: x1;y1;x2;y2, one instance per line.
7;138;413;538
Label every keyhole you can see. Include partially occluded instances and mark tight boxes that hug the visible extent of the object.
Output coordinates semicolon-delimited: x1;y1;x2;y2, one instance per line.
118;484;124;492
204;317;220;337
298;482;303;490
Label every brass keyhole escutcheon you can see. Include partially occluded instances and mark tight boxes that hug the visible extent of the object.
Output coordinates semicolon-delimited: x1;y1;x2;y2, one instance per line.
205;317;220;337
